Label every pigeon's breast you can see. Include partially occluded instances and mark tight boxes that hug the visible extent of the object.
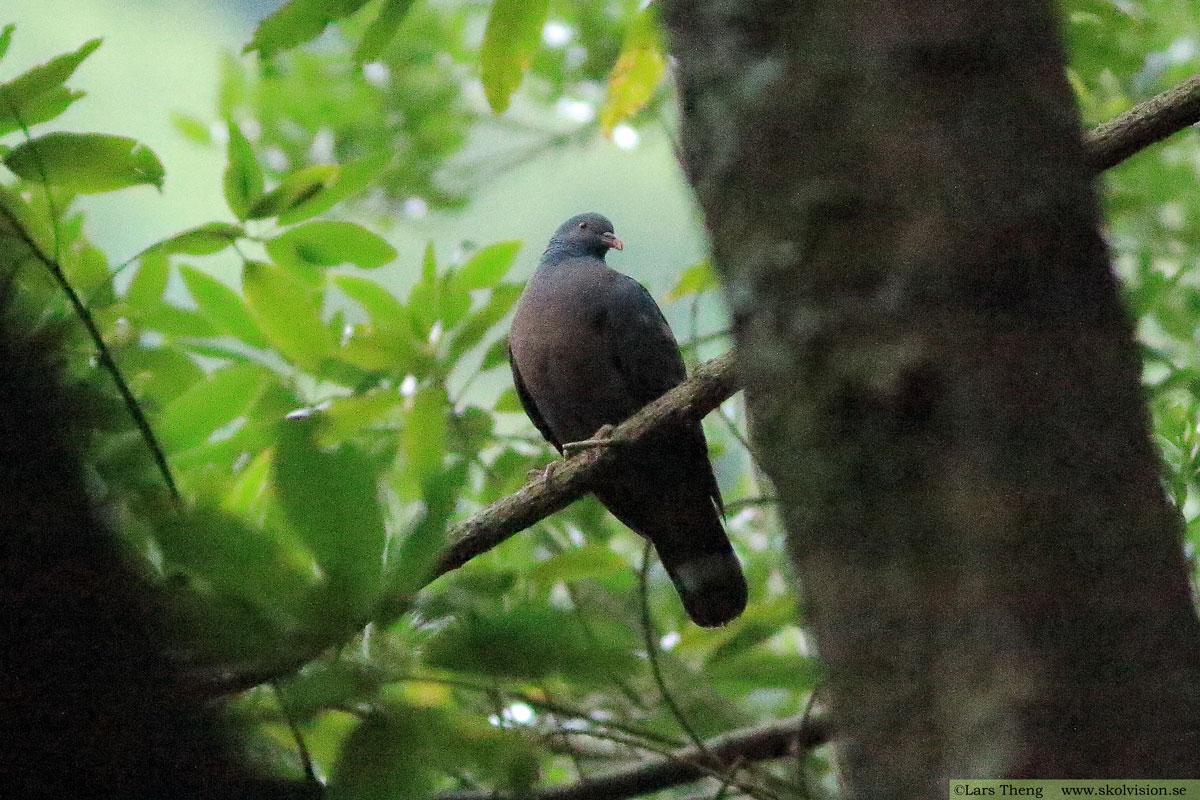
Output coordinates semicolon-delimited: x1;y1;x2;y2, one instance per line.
510;265;640;443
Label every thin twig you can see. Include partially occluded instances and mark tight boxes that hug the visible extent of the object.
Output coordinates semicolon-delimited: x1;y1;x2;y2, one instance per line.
710;759;741;800
436;714;832;800
678;329;731;355
512;723;778;800
0;203;181;501
539;682;589;780
544;526;649;709
638;541;709;755
716;398;763;471
794;686;823;800
724;495;778;513
638;542;773;799
272;681;320;787
401;671;686;751
0;95;178;500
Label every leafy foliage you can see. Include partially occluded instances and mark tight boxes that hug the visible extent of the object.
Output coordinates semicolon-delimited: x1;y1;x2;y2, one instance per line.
599;6;667;136
4;132;165;192
480;0;551;113
1;1;1199;798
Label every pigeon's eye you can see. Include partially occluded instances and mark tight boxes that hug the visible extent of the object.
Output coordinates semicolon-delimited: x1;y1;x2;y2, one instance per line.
578;222;588;230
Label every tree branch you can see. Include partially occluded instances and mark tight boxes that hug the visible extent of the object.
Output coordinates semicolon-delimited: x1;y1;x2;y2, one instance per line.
1085;73;1200;172
432;349;738;578
437;714;832;800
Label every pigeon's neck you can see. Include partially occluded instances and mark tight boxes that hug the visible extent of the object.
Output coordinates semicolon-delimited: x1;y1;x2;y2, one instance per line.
542;240;607;261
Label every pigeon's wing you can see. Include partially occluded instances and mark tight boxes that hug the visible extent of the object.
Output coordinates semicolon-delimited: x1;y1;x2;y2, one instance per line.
508;341;563;453
603;276;723;513
604;275;688;406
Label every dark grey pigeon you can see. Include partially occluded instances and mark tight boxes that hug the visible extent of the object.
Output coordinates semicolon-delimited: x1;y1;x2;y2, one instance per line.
508;212;747;627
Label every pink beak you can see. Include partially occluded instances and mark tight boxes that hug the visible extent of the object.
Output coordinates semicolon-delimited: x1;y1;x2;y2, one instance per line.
602;231;624;250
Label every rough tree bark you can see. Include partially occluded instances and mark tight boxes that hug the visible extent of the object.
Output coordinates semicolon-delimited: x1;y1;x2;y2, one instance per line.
663;0;1200;795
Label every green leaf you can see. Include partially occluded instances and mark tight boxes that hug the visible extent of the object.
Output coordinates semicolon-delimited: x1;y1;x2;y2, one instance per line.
706;651;823;692
0;38;100;135
119;343;205;405
171;112;212;145
0;25;13;61
157;363;272;452
329;712;434;800
141;305;220;339
421;240;436;283
4;133;164;193
274;416;386;618
445;283;521;362
479;0;549;113
382;462;467;611
126;252;169;308
278;151;391;225
334;275;409;330
223;121;263;220
528;544;630;590
425;607;637;681
330;707;535;800
480;336;510;371
319;389;405;444
339;328;413;372
405;385;447;487
0;87;85;138
146;222;244;257
454;240;522;291
160;580;288;667
247;164;339;221
667;259;718;300
222;449;273;520
266;220;397;270
278;660;387;722
353;0;416;63
600;7;667;135
452;406;495;451
180;265;270;348
243;260;334;369
154;506;322;622
494;387;524;413
245;0;371;59
67;240;111;301
442;290;475;331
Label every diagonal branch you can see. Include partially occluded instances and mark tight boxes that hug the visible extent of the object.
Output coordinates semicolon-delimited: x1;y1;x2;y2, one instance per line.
432;349;739;578
1085;73;1200;172
436;714;833;800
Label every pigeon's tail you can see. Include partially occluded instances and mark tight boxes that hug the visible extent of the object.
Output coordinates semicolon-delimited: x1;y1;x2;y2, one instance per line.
593;425;747;627
598;477;747;627
661;545;748;628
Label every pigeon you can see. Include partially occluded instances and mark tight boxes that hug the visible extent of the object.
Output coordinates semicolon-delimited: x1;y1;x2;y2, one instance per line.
508;212;747;627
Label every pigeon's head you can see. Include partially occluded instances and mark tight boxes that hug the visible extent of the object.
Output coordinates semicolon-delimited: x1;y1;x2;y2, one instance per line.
547;212;624;259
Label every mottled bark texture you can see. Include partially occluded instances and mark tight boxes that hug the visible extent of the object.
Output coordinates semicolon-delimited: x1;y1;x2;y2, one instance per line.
663;0;1200;794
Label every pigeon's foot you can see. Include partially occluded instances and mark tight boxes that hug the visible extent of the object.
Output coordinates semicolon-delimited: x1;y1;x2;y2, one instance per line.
527;460;564;483
562;424;617;455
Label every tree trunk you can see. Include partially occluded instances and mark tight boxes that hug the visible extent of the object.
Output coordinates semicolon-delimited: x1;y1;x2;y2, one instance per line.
662;1;1200;795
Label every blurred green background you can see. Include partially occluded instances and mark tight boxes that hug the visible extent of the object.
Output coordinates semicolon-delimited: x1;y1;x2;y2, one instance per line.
5;0;707;303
